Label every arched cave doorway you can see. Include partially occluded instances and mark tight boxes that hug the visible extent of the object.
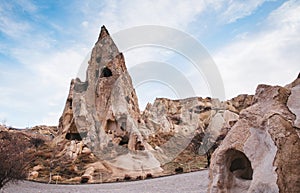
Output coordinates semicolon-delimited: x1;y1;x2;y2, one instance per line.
225;149;253;180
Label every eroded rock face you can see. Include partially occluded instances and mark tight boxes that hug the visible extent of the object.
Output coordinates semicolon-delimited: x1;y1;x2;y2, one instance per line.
208;76;300;193
54;26;250;182
56;26;162;179
142;97;242;164
4;25;298;186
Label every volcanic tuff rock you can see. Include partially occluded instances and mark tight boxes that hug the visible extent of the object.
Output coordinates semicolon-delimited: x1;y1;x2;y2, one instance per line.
41;26;253;183
56;26;162;180
2;25;298;189
208;74;300;193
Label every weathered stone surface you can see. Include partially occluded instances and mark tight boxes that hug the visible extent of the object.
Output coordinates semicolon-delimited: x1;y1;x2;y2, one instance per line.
208;76;300;193
286;75;300;133
56;26;162;179
52;175;62;182
32;165;43;171
24;26;297;186
50;24;252;181
81;167;95;183
142;97;240;165
29;171;39;179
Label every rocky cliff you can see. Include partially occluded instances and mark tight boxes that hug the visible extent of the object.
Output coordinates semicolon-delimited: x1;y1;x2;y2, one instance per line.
208;75;300;193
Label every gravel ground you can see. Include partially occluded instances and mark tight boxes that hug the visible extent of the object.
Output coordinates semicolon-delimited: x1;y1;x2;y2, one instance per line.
1;170;209;193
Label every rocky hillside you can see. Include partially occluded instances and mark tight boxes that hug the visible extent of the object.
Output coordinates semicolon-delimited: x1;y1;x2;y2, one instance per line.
1;26;298;189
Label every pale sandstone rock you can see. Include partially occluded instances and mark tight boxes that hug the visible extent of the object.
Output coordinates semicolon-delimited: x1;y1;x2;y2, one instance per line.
142;97;240;164
287;80;300;131
81;167;95;183
208;76;300;193
82;147;92;154
56;26;162;179
32;165;43;171
65;176;82;183
52;175;62;181
30;171;39;179
47;26;265;183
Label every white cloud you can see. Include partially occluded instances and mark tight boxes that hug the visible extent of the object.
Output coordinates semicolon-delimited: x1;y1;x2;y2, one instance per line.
0;48;85;127
0;0;39;39
0;13;31;38
75;0;210;43
217;0;272;24
213;0;300;99
2;0;297;127
267;0;300;29
81;21;89;28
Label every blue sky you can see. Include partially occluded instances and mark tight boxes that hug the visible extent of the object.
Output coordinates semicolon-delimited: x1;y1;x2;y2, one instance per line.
0;0;299;128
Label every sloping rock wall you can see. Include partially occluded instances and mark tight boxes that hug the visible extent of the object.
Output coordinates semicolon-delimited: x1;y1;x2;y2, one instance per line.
208;75;300;193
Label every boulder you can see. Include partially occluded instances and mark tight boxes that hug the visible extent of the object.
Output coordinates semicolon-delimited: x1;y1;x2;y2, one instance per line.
29;171;39;179
52;175;62;182
32;165;43;171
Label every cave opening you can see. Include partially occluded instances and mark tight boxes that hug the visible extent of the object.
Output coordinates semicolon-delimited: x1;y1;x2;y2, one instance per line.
100;67;112;78
226;149;253;180
135;141;145;150
119;135;129;146
67;98;73;109
65;132;87;141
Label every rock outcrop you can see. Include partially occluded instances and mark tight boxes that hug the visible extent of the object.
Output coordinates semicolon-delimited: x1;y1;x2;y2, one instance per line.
48;26;252;183
20;25;298;188
55;26;162;180
208;75;300;193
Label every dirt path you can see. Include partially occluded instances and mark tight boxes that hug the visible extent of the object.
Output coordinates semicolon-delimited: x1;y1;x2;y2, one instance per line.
2;170;209;193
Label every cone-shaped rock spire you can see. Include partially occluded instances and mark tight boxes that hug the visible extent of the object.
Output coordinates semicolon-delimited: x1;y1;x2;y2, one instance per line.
98;25;110;41
56;25;163;180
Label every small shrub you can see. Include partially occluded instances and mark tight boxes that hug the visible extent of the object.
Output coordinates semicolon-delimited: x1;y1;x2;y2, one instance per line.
30;138;45;148
0;132;31;189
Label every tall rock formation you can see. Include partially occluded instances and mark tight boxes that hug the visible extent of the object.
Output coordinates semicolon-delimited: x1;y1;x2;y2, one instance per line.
54;26;247;182
56;26;162;179
208;74;300;193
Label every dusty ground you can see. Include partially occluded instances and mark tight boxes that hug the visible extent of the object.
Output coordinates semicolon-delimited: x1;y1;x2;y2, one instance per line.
2;170;209;193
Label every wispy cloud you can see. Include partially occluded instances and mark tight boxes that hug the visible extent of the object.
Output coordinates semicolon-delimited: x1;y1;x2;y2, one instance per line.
0;7;31;39
0;0;298;127
217;0;272;24
213;0;300;98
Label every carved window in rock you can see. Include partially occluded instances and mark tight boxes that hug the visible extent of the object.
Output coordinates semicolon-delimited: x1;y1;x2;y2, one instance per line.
135;141;145;151
119;135;129;146
100;67;112;78
67;98;73;109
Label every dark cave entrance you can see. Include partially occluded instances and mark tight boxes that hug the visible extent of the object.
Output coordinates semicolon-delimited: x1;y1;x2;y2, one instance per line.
65;132;87;141
100;67;112;78
226;149;253;180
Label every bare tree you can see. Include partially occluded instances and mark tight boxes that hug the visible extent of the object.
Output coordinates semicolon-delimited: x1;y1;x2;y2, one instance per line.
0;132;31;189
